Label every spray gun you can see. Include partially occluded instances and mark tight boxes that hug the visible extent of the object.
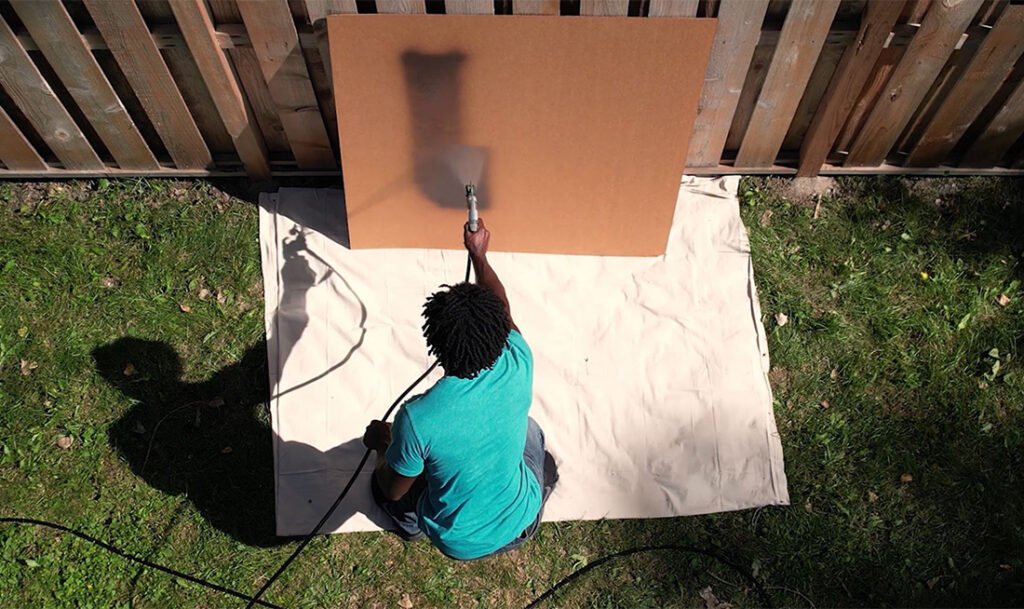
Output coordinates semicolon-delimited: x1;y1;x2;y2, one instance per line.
465;184;479;232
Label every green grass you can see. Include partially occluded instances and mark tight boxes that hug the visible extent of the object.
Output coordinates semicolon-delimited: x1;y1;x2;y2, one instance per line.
1;175;1022;608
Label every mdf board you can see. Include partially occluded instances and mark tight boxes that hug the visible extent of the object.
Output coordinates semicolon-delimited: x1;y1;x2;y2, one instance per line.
328;15;717;256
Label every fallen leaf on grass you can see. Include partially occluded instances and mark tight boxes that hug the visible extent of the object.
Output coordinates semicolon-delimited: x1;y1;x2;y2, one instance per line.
1000;564;1013;571
23;558;40;568
198;288;211;300
216;290;227;304
868;491;879;503
759;209;773;226
208;396;225;408
830;368;838;380
101;275;121;289
900;473;913;483
774;312;788;327
398;593;414;609
820;400;830;409
179;303;192;313
996;293;1011;307
699;586;733;609
123;363;137;376
979;381;989;390
221;446;233;454
812;201;821;220
20;359;37;376
237;301;253;313
56;436;73;450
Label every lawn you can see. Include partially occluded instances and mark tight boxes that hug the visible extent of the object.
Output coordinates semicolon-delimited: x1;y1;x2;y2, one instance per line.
0;175;1022;608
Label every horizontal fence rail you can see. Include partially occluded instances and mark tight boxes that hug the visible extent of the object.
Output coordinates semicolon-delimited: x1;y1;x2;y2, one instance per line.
0;0;1022;178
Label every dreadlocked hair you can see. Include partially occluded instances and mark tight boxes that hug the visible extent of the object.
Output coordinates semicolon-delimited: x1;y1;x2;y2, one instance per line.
422;282;511;380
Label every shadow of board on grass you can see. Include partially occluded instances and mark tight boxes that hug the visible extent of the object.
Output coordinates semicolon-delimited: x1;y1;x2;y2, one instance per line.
93;338;385;548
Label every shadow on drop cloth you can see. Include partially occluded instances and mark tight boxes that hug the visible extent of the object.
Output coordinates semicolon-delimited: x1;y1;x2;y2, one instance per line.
94;337;388;548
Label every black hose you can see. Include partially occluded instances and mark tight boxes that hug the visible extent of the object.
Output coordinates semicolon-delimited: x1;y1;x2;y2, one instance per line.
1;251;777;609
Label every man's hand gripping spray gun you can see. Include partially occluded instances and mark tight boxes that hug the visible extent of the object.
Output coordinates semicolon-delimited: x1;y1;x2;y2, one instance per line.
465;184;479;233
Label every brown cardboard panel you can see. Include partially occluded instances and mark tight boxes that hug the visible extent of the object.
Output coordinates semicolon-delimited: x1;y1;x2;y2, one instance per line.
328;15;716;256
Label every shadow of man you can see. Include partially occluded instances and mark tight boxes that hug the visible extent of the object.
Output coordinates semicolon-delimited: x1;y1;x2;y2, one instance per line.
95;337;395;547
94;337;285;547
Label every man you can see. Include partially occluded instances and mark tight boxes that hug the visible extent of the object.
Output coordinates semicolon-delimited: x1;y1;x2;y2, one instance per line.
362;219;555;560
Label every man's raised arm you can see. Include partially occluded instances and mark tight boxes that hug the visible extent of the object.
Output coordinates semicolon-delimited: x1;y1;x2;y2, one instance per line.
464;219;519;333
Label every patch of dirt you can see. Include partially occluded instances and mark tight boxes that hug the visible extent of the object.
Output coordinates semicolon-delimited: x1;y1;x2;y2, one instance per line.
768;367;792;392
756;176;837;209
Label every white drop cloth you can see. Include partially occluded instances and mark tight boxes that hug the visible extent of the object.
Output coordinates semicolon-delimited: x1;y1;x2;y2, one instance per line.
258;176;788;536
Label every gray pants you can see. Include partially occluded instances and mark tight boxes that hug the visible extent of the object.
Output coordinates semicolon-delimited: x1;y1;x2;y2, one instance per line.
372;417;556;559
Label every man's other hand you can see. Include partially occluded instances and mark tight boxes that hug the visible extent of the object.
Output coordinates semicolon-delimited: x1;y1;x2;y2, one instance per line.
362;420;392;452
464;218;490;258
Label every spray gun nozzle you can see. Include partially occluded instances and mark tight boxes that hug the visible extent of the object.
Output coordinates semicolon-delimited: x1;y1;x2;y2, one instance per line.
465;184;479;232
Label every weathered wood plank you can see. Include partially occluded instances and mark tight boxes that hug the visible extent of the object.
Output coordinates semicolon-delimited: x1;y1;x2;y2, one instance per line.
960;76;1024;167
782;42;844;152
237;0;336;169
834;46;903;153
83;0;212;168
845;0;984;167
648;0;698;17
0;105;48;171
0;16;104;170
513;0;559;14
687;0;770;167
797;0;904;176
171;0;270;177
446;0;494;13
376;0;427;12
905;6;1024;166
304;0;357;23
734;0;840;168
10;0;158;170
231;48;291;153
581;0;628;16
724;44;772;153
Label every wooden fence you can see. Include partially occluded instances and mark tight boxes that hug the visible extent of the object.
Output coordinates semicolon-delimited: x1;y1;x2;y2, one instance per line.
0;0;1022;179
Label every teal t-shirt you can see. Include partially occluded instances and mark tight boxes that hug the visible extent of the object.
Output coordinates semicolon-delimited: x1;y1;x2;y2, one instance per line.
385;330;541;559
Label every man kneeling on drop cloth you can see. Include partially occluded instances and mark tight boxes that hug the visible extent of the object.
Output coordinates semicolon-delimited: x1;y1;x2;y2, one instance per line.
362;219;557;560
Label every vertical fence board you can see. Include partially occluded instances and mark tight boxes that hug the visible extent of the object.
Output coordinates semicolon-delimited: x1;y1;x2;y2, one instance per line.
0;104;48;171
834;46;903;154
237;0;337;169
231;48;291;154
782;43;844;152
0;17;104;170
162;48;235;154
376;0;427;12
171;0;270;177
581;0;628;16
734;0;840;168
648;0;698;17
687;0;769;167
10;0;158;170
208;0;243;23
797;0;904;176
723;43;772;154
304;0;357;23
961;77;1024;167
446;0;494;13
906;6;1024;166
84;0;212;168
513;0;559;13
845;0;984;167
